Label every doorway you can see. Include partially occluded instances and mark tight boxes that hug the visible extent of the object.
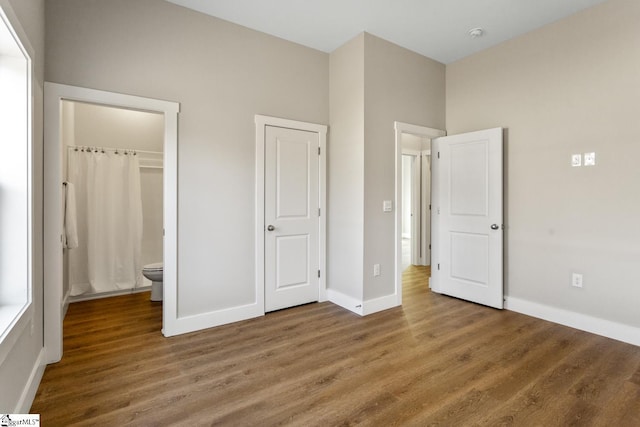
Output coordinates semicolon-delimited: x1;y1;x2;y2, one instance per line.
264;125;320;311
44;83;179;363
401;148;431;270
255;115;327;313
62;101;164;302
401;153;415;271
394;122;445;302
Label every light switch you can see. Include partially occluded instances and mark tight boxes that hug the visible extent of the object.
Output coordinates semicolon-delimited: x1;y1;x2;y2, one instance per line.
571;154;582;167
584;152;596;166
383;200;392;212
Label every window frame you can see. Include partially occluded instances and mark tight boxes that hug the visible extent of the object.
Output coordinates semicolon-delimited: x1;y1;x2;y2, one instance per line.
0;0;35;365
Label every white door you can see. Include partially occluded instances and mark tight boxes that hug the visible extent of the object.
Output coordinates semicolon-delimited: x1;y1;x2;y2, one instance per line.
432;128;503;308
264;125;320;312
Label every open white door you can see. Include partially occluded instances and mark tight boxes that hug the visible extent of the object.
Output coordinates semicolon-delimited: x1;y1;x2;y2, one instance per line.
431;128;503;308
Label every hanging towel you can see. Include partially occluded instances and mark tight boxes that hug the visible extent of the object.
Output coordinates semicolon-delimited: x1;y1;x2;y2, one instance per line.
63;182;79;249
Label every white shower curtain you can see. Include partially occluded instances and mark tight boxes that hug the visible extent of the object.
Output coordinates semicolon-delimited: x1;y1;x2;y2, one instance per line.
68;149;143;296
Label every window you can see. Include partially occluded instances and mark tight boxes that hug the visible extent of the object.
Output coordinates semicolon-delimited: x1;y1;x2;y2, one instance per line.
0;3;33;349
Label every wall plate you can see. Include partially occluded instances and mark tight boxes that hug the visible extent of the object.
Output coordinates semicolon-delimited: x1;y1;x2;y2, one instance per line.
584;152;596;166
571;154;582;167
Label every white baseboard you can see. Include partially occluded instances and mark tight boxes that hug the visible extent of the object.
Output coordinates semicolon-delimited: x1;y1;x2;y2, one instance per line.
69;286;152;303
327;289;363;316
15;348;45;413
505;297;640;347
327;290;400;317
162;303;264;337
363;293;399;316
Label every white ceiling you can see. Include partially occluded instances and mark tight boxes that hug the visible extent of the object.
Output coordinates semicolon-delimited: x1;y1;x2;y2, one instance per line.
165;0;608;64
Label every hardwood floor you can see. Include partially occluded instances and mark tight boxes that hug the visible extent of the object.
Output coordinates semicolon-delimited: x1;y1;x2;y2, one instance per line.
32;266;640;426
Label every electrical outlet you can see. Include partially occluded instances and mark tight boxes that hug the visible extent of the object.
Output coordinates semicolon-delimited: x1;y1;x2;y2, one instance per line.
572;273;583;288
571;154;582;167
373;264;381;277
584;152;596;166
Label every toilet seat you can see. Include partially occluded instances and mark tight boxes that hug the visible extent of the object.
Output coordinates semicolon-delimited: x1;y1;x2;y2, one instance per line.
143;262;163;271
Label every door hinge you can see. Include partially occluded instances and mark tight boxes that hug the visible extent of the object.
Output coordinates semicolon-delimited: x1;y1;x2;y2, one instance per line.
437;152;440;159
429;244;431;250
318;270;321;278
437;263;440;270
429;204;431;210
318;208;321;216
318;147;321;155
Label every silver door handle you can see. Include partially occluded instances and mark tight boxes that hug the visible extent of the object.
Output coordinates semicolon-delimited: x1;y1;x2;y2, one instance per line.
490;224;499;230
267;225;275;231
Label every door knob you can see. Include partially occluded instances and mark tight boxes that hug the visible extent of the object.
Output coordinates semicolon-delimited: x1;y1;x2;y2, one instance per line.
267;225;275;231
490;224;499;230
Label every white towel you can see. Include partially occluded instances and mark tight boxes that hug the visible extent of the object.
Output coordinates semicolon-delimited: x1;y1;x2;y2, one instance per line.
64;182;79;249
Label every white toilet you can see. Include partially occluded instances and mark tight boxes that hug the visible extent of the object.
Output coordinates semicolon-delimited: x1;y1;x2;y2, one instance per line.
142;262;163;301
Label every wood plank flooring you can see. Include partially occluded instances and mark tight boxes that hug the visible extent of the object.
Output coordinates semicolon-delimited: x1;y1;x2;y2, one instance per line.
32;266;640;426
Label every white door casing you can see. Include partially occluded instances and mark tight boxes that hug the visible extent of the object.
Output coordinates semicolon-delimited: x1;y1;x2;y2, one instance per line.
255;115;327;313
431;128;503;309
265;126;319;311
44;83;179;362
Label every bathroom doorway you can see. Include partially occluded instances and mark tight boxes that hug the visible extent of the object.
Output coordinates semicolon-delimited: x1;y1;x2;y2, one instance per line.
61;101;164;301
44;83;179;363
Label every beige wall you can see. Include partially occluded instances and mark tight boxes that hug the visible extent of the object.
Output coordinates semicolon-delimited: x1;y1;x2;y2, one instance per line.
71;102;164;152
0;0;44;412
363;33;445;300
328;34;365;301
327;32;445;306
46;0;329;317
446;0;640;328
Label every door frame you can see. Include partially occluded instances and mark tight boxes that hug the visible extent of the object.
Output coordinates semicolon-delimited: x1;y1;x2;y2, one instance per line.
419;148;432;266
394;122;445;305
255;115;327;311
44;83;179;362
401;150;420;265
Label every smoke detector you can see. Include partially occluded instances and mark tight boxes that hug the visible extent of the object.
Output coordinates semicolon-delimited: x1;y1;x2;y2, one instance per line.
468;28;484;39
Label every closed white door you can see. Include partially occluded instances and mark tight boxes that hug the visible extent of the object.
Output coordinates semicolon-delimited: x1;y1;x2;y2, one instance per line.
265;125;319;312
432;128;503;308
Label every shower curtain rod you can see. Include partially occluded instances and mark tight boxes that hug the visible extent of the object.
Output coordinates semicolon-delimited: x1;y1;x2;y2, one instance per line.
67;145;163;156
